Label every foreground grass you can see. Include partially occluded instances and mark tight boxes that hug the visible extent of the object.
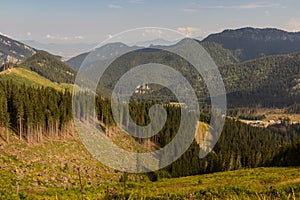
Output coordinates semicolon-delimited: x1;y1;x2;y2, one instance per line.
2;167;295;200
23;167;299;200
0;134;299;199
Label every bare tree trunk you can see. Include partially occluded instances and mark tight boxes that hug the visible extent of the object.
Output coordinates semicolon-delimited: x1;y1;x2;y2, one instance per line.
19;117;22;140
5;128;9;143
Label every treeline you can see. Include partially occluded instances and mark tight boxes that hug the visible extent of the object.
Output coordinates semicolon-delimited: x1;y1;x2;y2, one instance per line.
1;83;299;177
272;135;300;166
286;103;300;114
268;123;300;166
164;119;300;177
85;99;300;177
0;80;73;142
74;95;183;145
221;53;300;108
238;114;265;120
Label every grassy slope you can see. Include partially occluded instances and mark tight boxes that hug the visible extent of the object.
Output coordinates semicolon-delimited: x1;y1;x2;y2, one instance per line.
0;67;73;90
31;167;300;199
0;131;300;199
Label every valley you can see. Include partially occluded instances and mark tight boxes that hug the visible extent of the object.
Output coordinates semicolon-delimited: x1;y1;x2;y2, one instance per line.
0;26;300;199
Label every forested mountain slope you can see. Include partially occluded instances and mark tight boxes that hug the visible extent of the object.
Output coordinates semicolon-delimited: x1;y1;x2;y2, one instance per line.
221;53;300;107
20;51;76;84
203;27;300;61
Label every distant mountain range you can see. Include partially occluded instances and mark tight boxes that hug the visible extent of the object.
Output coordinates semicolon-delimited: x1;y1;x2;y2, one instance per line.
66;27;300;69
3;27;300;66
66;40;239;70
1;27;300;108
21;40;96;60
130;38;179;47
64;29;300;108
204;27;300;61
0;34;36;65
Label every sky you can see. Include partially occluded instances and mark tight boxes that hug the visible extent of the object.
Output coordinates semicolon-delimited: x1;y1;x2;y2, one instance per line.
1;0;300;45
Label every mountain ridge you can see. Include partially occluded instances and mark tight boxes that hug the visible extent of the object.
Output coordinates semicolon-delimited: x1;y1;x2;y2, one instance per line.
203;27;300;61
0;34;36;65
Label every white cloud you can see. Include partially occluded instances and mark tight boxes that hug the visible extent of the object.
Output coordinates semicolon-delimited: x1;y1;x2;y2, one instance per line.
46;34;84;41
285;18;300;32
177;27;202;37
127;0;144;4
74;35;84;40
27;32;32;36
199;3;282;9
108;4;123;9
46;34;55;39
181;8;197;13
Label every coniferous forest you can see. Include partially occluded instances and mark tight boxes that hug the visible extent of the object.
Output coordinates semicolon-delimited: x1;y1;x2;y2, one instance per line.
1;78;300;178
0;80;73;142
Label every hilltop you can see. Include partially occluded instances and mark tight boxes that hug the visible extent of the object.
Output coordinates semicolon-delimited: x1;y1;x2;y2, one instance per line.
203;27;300;61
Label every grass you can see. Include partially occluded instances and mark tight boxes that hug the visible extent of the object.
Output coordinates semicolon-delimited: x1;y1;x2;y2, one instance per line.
0;67;74;91
0;131;300;199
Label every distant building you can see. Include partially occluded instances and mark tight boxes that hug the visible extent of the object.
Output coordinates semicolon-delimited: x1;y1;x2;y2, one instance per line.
135;84;150;94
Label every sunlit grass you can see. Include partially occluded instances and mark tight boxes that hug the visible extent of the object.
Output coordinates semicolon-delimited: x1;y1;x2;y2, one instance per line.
0;67;74;91
1;133;299;199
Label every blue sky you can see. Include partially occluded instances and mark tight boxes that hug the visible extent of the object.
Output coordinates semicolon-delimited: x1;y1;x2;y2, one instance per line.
1;0;300;44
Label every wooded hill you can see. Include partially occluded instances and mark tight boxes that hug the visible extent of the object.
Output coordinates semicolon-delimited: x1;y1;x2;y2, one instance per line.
203;27;300;61
76;46;300;109
20;51;76;84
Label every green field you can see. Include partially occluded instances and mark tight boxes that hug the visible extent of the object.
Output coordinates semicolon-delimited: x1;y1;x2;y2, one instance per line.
0;67;73;91
0;133;299;199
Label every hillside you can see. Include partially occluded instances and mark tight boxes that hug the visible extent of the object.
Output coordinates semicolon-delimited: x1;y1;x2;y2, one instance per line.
0;34;36;64
66;40;239;70
75;43;300;108
203;27;300;61
0;134;299;200
20;51;76;84
201;41;239;66
65;52;89;70
0;122;299;199
0;67;72;90
220;53;300;107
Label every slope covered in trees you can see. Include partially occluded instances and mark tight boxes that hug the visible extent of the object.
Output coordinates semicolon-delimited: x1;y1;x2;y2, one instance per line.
221;53;300;107
90;47;299;108
83;99;300;177
203;27;300;61
200;41;239;66
2;79;296;178
20;51;76;84
0;80;73;143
